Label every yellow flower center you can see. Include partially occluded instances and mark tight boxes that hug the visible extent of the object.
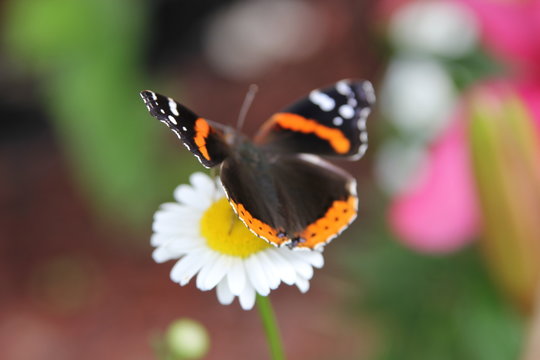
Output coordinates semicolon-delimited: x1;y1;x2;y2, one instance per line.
200;198;272;258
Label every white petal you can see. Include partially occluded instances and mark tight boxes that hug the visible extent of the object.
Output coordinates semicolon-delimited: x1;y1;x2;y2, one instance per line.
216;279;235;305
295;276;310;293
151;234;167;247
156;204;199;217
154;209;201;225
254;252;281;290
201;255;231;291
165;237;204;253
152;246;181;263
238;282;256;310
159;202;189;212
244;256;270;296
153;207;201;227
280;251;314;280
264;250;297;285
173;184;211;210
170;250;207;285
190;172;218;200
302;250;324;269
295;260;313;280
151;235;201;255
227;258;247;296
196;251;221;290
152;218;201;237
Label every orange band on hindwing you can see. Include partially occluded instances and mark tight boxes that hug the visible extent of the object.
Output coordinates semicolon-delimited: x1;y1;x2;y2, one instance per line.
228;200;289;247
271;113;351;154
295;195;358;249
228;195;357;250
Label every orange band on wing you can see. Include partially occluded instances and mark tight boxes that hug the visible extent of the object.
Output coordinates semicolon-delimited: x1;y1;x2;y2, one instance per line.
229;200;288;246
194;118;211;160
295;195;357;249
271;113;351;154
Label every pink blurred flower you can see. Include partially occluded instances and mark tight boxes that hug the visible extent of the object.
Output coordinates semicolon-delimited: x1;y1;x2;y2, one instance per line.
390;82;540;253
388;0;540;253
458;0;540;76
389;116;480;253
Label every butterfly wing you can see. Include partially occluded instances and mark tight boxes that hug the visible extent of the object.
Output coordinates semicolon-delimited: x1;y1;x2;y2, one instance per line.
255;79;375;160
140;90;230;168
220;151;357;250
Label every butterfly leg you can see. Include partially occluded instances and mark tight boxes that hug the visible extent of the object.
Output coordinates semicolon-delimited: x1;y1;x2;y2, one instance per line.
228;211;239;235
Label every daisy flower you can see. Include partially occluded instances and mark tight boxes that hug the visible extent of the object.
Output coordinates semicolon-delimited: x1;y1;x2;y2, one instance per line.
151;172;325;310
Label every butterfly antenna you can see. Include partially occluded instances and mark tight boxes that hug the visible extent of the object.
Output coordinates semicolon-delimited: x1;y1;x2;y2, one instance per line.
236;84;258;131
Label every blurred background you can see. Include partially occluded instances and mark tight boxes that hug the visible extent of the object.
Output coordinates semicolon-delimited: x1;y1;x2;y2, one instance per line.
1;0;539;359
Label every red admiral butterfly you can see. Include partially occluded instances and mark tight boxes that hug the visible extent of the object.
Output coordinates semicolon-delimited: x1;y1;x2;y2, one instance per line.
140;79;375;250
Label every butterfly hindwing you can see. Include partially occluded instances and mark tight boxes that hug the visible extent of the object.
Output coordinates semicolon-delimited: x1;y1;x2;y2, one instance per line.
255;79;375;159
140;90;230;168
220;151;357;250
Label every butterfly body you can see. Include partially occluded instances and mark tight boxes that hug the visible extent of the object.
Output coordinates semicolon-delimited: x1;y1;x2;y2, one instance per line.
141;79;375;250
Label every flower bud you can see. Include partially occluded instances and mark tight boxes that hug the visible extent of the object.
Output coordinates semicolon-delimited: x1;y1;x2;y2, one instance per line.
468;85;540;312
165;318;210;360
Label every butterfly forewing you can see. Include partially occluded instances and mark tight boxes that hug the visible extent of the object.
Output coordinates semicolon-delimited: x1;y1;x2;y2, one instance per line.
255;79;375;159
140;90;230;168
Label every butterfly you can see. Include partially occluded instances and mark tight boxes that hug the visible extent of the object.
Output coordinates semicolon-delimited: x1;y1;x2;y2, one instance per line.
140;79;375;250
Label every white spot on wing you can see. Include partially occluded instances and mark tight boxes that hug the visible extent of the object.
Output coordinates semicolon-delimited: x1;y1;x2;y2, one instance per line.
339;105;355;119
362;81;376;104
333;117;343;126
359;107;371;119
309;90;335;111
150;92;157;101
182;126;188;131
171;128;182;139
359;144;368;155
357;108;370;130
168;115;178;125
358;118;367;130
168;98;180;116
360;131;368;142
336;80;352;96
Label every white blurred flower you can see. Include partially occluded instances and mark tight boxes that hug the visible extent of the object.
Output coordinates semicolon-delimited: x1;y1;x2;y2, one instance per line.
204;0;325;80
381;57;456;140
152;172;324;310
389;0;478;58
375;138;429;195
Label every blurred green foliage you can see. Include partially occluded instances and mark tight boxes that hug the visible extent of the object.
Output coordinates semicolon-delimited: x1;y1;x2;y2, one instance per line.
344;220;523;360
444;46;503;91
3;0;200;231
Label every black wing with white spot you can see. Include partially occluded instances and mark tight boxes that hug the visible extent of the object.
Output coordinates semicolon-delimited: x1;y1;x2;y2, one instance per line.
254;79;375;159
140;90;230;168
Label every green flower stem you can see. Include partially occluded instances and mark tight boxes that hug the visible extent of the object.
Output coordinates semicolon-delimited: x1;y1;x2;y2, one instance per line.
256;294;285;360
